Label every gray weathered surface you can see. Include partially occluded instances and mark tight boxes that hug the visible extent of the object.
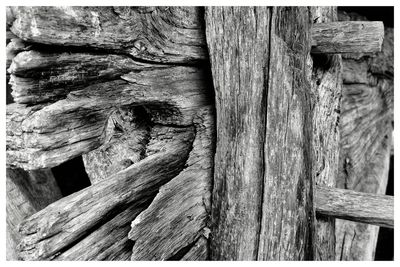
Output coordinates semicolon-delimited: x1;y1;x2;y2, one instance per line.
17;133;194;260
8;6;207;63
7;66;211;170
6;168;62;260
309;6;341;261
316;186;393;228
206;7;316;260
128;107;214;260
311;21;384;54
335;10;393;261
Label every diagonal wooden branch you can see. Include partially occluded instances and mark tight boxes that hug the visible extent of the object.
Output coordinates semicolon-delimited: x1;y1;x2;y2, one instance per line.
17;131;194;260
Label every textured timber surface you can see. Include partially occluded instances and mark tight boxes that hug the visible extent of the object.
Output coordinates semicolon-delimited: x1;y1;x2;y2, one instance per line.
316;186;393;228
8;6;207;63
335;11;393;261
311;21;384;54
309;6;342;261
6;168;62;260
206;7;316;260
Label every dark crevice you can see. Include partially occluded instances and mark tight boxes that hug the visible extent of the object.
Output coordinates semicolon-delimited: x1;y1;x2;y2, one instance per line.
255;7;273;260
51;156;91;197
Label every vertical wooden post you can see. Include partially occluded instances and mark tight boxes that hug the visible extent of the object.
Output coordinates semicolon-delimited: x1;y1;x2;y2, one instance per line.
205;7;316;260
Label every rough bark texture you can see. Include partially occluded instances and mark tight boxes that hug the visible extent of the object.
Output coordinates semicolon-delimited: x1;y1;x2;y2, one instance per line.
316;186;393;228
311;21;384;54
206;7;315;260
309;7;342;261
6;168;62;260
335;11;393;261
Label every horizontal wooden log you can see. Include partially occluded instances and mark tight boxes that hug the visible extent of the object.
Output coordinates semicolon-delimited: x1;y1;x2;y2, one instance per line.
129;107;214;260
9;6;207;63
17;130;194;260
8;50;166;104
315;186;393;228
7;66;211;170
311;21;384;54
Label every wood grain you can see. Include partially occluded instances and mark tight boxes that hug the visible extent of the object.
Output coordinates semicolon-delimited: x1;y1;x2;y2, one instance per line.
8;6;207;64
334;11;393;260
17;132;194;260
6;66;211;170
6;168;62;260
316;186;393;228
309;7;341;261
311;21;384;54
206;7;315;260
129;107;214;260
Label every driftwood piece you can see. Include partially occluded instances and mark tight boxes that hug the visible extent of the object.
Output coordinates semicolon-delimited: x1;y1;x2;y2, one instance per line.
6;168;62;260
129;107;214;260
311;21;384;54
309;7;341;261
206;7;315;260
315;186;393;228
334;11;393;260
8;6;207;63
17;131;194;260
181;236;209;261
7;66;211;170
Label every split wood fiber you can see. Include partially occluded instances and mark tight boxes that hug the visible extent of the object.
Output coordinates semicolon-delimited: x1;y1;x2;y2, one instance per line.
206;7;315;260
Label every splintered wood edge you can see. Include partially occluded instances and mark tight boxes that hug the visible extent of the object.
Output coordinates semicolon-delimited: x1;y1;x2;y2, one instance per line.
315;185;393;228
311;21;384;54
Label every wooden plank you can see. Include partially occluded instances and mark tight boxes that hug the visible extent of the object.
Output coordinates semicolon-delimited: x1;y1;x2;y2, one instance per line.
316;186;393;228
309;6;341;261
206;7;315;260
257;7;315;261
6;66;211;170
205;6;271;260
8;6;206;64
311;21;384;54
17;131;194;260
6;168;62;260
129;107;214;260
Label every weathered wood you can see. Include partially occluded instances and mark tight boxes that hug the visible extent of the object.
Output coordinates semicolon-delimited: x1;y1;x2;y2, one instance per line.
181;236;209;261
17;131;194;260
8;50;166;104
129;107;214;260
206;7;315;260
8;6;207;64
6;168;62;260
82;106;151;184
316;186;393;228
7;66;211;170
335;11;393;260
309;7;341;261
311;21;384;54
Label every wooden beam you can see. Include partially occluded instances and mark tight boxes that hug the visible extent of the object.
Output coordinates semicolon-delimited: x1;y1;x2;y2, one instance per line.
206;7;315;260
315;186;393;228
311;21;384;54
